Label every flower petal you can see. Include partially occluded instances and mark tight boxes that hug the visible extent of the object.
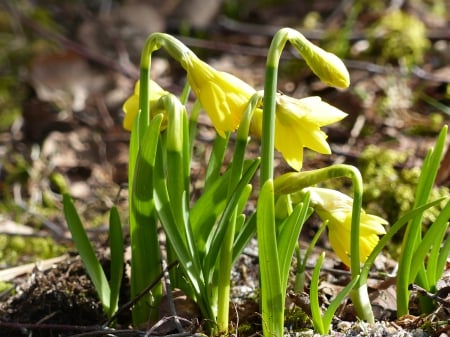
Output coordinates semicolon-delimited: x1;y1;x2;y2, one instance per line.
306;187;388;266
185;56;255;136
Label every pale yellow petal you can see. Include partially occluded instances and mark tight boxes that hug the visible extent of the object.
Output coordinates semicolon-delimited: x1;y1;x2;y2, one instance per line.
185;56;255;136
298;97;348;126
328;227;351;266
122;95;139;131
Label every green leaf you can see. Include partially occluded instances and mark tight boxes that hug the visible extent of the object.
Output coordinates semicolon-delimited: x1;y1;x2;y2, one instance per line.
362;198;445;282
322;276;359;333
257;180;284;336
203;160;260;283
436;234;450;284
63;194;110;313
129;114;164;324
396;125;447;316
153;142;208;316
204;134;230;190
414;200;450;286
108;206;124;318
277;192;310;294
310;252;325;334
191;160;256;252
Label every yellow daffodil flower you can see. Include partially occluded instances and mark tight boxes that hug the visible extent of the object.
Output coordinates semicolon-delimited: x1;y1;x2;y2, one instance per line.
250;95;347;171
181;55;256;137
122;80;169;131
305;187;387;267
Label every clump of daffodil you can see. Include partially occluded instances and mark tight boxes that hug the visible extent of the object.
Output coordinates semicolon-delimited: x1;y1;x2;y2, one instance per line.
180;54;256;137
305;187;387;266
122;80;169;131
250;94;347;171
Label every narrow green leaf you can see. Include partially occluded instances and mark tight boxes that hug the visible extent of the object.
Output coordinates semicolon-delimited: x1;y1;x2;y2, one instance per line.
436;234;450;284
130;114;164;324
204;134;230;190
234;184;252;234
257;180;284;336
397;125;447;316
277;193;310;293
188;100;202;159
191;160;256;251
203;160;260;282
63;194;110;313
310;252;325;334
108;206;124;318
233;213;256;263
153;142;209;317
417;200;450;285
322;276;359;333
362;198;444;282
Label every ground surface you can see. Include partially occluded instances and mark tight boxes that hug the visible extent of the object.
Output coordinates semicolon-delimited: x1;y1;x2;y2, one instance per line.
0;0;449;336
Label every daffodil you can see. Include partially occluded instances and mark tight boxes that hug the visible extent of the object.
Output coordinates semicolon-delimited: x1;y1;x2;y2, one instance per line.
122;80;169;131
250;95;347;171
181;55;256;137
305;187;387;267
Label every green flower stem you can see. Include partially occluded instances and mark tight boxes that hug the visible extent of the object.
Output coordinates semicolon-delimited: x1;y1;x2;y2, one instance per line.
261;30;289;183
216;94;261;332
261;27;350;181
258;28;290;337
138;32;193;140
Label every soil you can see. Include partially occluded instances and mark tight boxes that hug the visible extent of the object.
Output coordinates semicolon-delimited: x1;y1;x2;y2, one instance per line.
0;0;449;336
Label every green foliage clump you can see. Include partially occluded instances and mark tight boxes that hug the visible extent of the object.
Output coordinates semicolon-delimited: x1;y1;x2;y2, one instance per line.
358;145;449;226
370;10;430;67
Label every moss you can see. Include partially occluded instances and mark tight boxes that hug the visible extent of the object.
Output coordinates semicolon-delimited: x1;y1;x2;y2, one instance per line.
369;10;430;67
0;235;66;267
357;145;449;232
0;281;14;294
284;306;312;332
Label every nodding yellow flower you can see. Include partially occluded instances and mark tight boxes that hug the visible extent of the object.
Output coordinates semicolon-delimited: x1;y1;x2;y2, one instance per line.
250;95;347;171
305;187;387;267
181;55;256;137
122;80;169;131
301;42;350;89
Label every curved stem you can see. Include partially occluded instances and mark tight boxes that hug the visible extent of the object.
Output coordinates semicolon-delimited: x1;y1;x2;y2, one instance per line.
261;28;291;183
273;164;373;322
